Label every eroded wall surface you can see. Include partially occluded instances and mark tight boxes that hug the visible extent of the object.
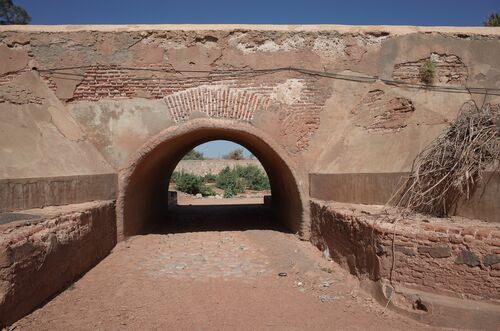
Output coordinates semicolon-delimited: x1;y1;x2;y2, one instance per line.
0;201;116;326
0;25;499;327
310;200;500;329
0;25;499;217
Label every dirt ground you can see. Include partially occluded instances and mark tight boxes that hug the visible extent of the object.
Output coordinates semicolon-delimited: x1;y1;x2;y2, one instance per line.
12;197;439;331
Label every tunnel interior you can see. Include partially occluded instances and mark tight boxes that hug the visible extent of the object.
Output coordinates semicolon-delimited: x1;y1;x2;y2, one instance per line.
119;124;305;237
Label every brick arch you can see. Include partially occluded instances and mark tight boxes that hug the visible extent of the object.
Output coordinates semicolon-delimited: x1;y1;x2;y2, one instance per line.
164;85;272;123
117;118;309;240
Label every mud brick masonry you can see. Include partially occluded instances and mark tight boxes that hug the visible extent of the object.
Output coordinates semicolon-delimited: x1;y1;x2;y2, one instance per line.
0;25;499;328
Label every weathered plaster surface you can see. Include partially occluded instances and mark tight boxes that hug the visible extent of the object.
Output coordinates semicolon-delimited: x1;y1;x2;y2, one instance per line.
0;24;498;217
0;25;499;328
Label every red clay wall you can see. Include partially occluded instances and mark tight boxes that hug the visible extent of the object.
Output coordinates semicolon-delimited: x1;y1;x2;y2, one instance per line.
310;200;500;303
0;201;116;326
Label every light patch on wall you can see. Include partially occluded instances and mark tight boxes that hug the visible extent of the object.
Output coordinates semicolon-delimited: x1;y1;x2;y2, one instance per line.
270;79;304;105
312;36;346;58
354;34;390;47
235;35;306;54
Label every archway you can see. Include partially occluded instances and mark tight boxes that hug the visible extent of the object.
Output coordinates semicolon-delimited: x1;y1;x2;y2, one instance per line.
117;119;308;240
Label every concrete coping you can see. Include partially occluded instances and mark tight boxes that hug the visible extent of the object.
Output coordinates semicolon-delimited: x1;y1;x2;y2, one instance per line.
0;24;499;36
0;200;115;231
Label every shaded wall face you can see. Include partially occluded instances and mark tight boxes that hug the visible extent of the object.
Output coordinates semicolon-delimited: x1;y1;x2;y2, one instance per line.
0;26;499;223
120;124;304;237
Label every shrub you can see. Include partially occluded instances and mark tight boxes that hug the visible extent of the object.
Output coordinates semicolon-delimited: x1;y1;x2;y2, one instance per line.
216;165;270;195
235;165;270;191
215;166;243;193
175;172;214;196
170;171;181;184
182;149;205;160
223;186;236;198
222;148;245;160
203;173;217;183
419;59;436;85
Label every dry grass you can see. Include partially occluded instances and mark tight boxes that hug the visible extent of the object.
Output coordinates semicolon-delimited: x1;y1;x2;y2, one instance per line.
390;100;499;217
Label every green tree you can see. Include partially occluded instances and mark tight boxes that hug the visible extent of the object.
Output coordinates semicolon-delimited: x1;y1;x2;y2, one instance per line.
0;0;31;25
223;148;245;160
484;13;500;26
182;149;204;160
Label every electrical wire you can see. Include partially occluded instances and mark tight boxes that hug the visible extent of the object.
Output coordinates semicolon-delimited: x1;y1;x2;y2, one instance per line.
2;64;500;96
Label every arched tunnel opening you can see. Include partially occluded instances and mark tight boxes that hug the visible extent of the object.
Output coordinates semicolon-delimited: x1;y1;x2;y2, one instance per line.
165;140;274;233
117;120;306;239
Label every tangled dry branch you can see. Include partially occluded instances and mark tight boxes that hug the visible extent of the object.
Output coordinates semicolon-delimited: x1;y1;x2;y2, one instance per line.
390;100;499;217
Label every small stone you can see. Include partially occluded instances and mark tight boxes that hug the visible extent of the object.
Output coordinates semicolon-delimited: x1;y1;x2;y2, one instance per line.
455;250;480;267
278;272;287;277
417;246;451;258
375;243;386;255
319;295;337;302
395;245;416;256
322;247;331;260
195;193;202;198
483;254;500;267
320;281;331;288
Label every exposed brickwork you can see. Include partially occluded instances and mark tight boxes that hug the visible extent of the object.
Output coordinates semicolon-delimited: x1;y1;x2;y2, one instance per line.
310;200;500;303
353;89;415;132
0;83;43;105
164;85;271;123
0;201;117;326
280;109;321;150
0;67;33;87
40;65;328;151
392;53;468;85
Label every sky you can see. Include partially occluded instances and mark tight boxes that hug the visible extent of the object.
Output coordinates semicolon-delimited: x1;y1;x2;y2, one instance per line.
13;0;498;156
15;0;499;26
195;141;251;158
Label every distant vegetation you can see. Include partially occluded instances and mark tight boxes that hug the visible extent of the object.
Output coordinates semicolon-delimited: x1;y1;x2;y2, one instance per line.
182;148;254;161
182;149;205;160
171;165;270;198
0;0;30;25
484;13;500;27
222;148;245;160
173;172;214;196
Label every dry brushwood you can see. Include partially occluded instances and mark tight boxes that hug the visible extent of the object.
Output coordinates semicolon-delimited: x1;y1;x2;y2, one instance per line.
390;100;499;217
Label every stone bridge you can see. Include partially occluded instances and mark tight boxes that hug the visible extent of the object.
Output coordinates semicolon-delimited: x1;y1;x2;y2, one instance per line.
1;25;499;327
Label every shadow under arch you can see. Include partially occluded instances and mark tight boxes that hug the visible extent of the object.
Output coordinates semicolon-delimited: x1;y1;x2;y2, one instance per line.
117;119;308;240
